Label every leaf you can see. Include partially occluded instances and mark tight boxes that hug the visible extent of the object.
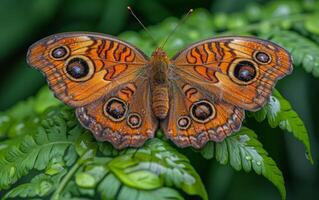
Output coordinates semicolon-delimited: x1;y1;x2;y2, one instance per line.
0;107;82;189
98;173;121;200
108;139;208;200
250;89;313;163
201;127;286;200
3;174;54;199
0;86;60;139
97;171;184;200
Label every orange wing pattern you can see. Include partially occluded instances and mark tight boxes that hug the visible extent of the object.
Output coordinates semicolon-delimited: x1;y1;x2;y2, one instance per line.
76;77;158;149
27;32;159;149
172;36;293;111
27;32;148;107
27;33;292;149
162;77;244;148
163;36;292;148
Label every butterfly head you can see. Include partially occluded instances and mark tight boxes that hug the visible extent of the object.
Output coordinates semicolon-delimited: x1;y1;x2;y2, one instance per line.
151;48;169;63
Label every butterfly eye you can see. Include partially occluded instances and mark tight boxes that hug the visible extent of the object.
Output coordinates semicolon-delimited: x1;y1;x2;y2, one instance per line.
177;116;191;129
64;55;95;81
50;46;69;60
127;113;142;128
190;100;216;123
103;97;128;122
229;60;258;85
254;51;271;64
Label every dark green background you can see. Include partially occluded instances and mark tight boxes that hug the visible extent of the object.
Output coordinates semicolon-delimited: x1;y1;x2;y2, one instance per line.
0;0;318;199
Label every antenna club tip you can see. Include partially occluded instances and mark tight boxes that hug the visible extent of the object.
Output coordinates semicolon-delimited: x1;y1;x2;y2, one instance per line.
127;6;131;10
189;8;194;13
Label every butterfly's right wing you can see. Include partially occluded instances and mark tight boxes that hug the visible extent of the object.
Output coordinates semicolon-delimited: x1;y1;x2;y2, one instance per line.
27;32;158;149
76;76;158;149
27;32;149;107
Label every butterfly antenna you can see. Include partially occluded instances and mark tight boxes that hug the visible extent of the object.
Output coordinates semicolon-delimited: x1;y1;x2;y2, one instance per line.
160;8;193;49
127;6;157;45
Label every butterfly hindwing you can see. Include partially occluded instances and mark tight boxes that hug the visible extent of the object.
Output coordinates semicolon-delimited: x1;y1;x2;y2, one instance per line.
161;77;244;148
76;77;158;149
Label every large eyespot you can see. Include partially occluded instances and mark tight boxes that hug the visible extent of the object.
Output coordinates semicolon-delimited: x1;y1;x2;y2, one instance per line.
127;113;142;128
103;97;128;122
253;51;271;64
229;59;259;85
50;46;69;60
177;116;191;130
190;100;216;123
64;55;95;81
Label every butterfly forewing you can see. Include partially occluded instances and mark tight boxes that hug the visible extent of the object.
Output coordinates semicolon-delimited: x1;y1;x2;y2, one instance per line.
172;36;293;111
27;32;149;107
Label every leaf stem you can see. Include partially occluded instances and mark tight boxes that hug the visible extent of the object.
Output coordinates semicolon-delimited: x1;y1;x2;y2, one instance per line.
50;155;83;200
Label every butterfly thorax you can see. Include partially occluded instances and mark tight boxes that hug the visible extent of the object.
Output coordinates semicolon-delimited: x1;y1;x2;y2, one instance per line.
149;48;170;119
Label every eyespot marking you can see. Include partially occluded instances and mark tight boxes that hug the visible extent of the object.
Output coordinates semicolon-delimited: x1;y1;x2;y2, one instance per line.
229;59;259;85
50;46;69;60
127;113;142;128
64;55;95;81
190;100;216;123
177;116;191;129
254;51;271;64
103;97;128;122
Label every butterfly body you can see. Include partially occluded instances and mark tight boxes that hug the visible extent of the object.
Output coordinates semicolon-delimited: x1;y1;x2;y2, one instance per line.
149;48;170;119
27;32;292;149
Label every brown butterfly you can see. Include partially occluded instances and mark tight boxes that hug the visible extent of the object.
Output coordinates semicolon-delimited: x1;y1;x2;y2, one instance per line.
27;32;292;149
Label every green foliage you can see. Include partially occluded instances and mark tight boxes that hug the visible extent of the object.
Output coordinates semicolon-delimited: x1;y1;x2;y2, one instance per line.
249;89;313;163
0;0;317;199
0;90;205;199
0;87;60;139
201;127;285;199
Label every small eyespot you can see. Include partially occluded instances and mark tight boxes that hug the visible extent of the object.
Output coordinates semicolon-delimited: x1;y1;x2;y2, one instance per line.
127;113;142;128
177;116;191;130
103;97;128;122
190;100;215;123
254;51;271;64
50;46;69;60
64;55;94;81
229;59;258;85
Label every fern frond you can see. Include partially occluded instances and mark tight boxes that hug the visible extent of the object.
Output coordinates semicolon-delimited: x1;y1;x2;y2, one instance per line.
250;89;313;163
201;127;285;200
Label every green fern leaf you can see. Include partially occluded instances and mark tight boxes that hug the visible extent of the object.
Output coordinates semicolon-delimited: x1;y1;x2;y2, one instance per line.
109;139;207;200
3;174;54;199
0;87;60;139
0;107;81;189
201;127;285;200
251;89;313;163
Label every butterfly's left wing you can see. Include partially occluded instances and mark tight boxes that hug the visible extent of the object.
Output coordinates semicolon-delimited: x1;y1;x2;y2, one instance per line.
162;36;292;148
172;36;292;111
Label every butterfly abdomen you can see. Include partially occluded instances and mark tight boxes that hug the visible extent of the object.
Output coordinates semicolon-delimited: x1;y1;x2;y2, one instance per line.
152;86;169;119
150;48;170;119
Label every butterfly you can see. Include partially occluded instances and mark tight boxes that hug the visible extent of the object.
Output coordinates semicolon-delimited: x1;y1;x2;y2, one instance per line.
27;32;292;149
